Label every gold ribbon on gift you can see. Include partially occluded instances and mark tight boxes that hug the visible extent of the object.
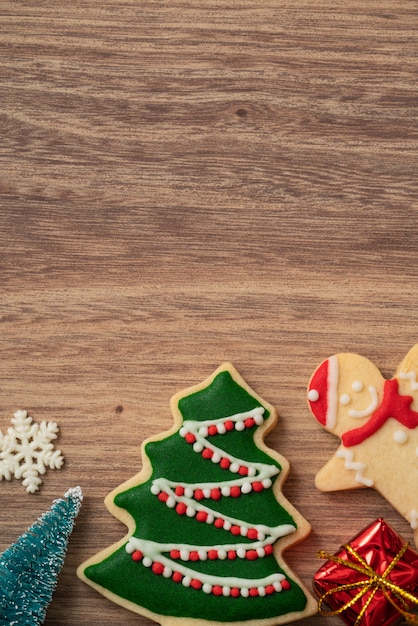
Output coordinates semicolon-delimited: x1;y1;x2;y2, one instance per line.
316;542;418;625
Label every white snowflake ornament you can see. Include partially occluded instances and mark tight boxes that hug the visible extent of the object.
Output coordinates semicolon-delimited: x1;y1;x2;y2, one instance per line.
0;410;64;493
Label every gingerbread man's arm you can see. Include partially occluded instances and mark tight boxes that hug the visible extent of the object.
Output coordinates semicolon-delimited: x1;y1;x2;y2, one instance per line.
315;447;369;492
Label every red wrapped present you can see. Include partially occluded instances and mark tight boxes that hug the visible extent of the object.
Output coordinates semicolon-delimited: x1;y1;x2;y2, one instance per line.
313;518;418;625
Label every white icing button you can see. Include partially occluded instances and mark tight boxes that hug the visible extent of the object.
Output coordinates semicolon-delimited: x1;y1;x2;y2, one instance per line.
339;394;351;405
308;389;319;402
352;380;363;392
393;429;408;444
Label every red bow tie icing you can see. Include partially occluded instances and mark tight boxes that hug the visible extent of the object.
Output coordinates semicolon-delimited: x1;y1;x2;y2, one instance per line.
307;345;418;549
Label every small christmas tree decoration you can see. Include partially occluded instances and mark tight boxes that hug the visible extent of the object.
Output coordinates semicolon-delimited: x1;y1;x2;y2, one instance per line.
0;409;64;493
78;363;317;626
0;486;83;625
307;345;418;547
314;518;418;626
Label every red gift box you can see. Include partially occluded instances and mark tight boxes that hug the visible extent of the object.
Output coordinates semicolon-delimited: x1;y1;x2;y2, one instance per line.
313;518;418;625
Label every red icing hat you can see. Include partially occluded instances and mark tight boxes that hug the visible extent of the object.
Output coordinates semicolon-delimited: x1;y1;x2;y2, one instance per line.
307;355;339;430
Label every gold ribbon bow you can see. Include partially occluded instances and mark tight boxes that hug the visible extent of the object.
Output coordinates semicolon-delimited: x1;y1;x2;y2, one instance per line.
316;542;418;625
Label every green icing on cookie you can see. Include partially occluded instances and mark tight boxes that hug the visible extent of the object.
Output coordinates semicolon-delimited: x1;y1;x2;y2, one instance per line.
81;366;310;622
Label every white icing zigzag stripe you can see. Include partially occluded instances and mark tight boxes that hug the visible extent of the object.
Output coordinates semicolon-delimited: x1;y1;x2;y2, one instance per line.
399;371;418;390
126;407;296;597
336;447;374;487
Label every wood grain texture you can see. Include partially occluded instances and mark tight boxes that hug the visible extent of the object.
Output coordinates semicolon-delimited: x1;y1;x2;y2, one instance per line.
1;1;417;624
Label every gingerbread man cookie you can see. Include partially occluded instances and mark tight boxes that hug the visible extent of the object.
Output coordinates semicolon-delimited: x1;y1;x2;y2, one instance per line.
307;345;418;547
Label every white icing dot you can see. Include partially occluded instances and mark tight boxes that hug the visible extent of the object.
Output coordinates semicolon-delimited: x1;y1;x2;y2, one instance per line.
184;487;194;498
198;550;207;561
193;442;203;453
248;467;256;477
142;557;152;568
237;548;246;558
206;514;214;524
125;542;135;554
339;394;351;405
308;389;319;402
186;506;196;517
150;483;160;495
180;550;189;561
258;586;266;596
179;427;187;438
182;576;191;587
223;520;231;531
274;581;282;592
240;526;248;537
254;413;264;425
241;588;249;598
203;488;211;498
203;583;212;594
262;478;272;489
199;426;208;437
221;486;230;497
166;496;176;508
393;429;408;444
235;420;245;431
230;462;239;473
241;482;252;494
223;586;231;597
163;567;172;578
352;380;363;392
257;547;265;557
218;549;227;560
211;452;221;463
217;423;226;434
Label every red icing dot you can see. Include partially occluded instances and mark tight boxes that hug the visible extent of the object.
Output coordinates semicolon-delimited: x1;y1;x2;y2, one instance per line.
214;518;224;528
264;544;274;555
131;550;143;562
244;417;255;429
202;448;213;459
249;587;259;597
176;502;187;515
227;550;237;560
194;488;205;500
175;486;185;496
158;492;169;502
247;528;258;540
220;458;231;470
208;550;218;560
210;488;222;500
196;511;208;523
231;587;241;598
208;425;218;436
238;466;249;476
230;486;241;498
224;420;234;431
170;549;181;559
191;578;202;590
252;481;264;492
212;585;223;596
246;550;258;561
231;525;241;536
152;562;164;575
185;433;196;444
172;571;183;583
189;551;200;561
281;579;291;590
265;585;276;595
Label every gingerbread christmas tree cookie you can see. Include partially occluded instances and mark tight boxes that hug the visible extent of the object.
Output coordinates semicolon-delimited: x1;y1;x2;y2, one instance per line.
307;345;418;548
78;363;316;625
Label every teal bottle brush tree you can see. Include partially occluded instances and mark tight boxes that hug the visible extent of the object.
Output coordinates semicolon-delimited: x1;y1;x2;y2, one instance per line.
78;364;317;625
0;486;83;625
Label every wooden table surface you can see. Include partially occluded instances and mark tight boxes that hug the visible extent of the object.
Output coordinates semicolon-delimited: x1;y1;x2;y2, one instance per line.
1;2;418;624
